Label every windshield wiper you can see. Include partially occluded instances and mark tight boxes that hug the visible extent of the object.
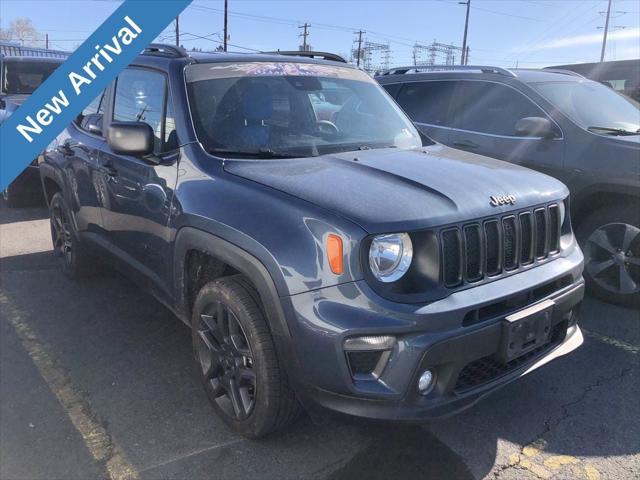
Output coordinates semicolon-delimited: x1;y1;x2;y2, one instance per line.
208;148;302;159
587;126;640;136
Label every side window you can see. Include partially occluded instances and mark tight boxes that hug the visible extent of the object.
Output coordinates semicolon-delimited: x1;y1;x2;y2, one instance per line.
395;81;456;126
76;90;105;134
381;83;402;99
452;81;548;136
114;69;166;152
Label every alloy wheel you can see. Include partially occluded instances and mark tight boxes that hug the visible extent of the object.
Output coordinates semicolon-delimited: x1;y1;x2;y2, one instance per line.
584;222;640;295
51;203;74;267
196;301;256;421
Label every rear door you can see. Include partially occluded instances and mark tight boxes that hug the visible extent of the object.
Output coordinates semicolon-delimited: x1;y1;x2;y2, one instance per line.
391;80;457;145
98;67;180;293
448;80;565;177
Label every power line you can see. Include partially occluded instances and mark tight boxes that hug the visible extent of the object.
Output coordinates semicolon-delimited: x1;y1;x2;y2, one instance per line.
178;31;260;52
471;4;544;22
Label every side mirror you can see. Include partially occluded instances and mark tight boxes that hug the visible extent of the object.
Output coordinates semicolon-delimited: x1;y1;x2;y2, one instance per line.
82;113;103;135
107;121;154;157
515;117;557;139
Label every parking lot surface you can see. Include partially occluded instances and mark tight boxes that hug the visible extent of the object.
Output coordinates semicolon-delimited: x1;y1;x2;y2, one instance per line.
1;203;638;480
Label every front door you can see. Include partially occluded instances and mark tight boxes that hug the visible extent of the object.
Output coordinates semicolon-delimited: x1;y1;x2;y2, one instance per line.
448;80;566;180
98;67;180;294
62;90;108;235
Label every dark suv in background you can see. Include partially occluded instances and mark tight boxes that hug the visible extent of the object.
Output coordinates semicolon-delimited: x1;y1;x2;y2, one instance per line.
377;65;640;306
40;46;584;437
1;55;65;206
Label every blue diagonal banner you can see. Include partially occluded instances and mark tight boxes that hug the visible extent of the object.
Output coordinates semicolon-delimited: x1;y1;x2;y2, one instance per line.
0;0;192;191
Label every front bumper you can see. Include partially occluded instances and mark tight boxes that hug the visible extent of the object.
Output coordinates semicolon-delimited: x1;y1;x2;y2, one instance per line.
286;246;584;421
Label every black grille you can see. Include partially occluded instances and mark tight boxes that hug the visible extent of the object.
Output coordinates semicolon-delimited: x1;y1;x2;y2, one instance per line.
503;216;517;270
485;221;501;276
440;204;561;287
442;229;462;286
520;212;534;265
535;208;547;258
548;205;560;253
464;225;482;282
454;322;567;393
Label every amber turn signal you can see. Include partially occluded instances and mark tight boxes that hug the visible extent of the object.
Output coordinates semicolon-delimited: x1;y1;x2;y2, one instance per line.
326;234;344;274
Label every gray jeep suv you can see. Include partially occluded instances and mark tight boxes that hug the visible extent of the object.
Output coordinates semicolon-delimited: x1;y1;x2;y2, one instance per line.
40;47;584;437
377;66;640;306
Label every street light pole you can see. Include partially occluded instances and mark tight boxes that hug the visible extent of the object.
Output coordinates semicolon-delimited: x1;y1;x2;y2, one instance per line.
600;0;612;62
223;0;229;52
460;0;471;65
175;16;179;47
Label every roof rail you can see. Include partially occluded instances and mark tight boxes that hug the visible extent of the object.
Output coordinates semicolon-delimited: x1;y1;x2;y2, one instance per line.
141;43;189;58
379;64;517;78
262;50;348;63
541;68;585;78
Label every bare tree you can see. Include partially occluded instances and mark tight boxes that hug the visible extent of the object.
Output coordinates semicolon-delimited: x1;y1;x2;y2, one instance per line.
0;18;43;47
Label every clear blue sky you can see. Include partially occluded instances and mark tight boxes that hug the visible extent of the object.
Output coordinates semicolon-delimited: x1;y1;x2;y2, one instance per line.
1;0;639;68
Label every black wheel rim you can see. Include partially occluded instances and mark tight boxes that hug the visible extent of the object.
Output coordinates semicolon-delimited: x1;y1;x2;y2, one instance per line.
51;203;73;266
584;222;640;295
196;302;256;421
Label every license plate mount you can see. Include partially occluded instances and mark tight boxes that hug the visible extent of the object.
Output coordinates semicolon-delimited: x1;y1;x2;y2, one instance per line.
499;299;554;363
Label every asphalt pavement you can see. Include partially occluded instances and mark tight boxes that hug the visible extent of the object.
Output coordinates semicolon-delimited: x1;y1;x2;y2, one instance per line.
1;202;638;480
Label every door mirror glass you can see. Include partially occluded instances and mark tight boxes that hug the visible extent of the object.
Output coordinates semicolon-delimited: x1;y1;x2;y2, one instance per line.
82;113;103;135
515;116;557;139
107;121;154;157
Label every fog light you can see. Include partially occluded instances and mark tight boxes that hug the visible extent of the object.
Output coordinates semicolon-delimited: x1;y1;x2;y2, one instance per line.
418;369;435;395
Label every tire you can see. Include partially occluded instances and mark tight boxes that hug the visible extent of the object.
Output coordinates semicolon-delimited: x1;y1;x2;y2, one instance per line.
191;275;302;438
577;203;640;308
49;192;98;279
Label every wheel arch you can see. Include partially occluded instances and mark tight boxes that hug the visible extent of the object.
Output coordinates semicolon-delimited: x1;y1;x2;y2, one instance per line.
571;184;640;228
174;227;294;345
39;164;65;207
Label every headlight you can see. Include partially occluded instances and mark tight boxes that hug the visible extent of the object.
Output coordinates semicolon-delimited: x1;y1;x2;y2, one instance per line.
368;233;413;282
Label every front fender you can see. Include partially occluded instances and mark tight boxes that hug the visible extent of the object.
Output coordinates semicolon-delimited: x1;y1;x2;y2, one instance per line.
173;226;305;388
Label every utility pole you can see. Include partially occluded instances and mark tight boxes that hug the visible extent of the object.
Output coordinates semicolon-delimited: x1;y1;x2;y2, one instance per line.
354;30;365;67
45;33;49;49
175;16;180;47
459;0;471;65
600;0;612;62
223;0;229;52
298;23;310;51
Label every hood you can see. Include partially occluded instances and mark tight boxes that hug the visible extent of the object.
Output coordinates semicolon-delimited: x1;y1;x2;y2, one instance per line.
224;144;569;233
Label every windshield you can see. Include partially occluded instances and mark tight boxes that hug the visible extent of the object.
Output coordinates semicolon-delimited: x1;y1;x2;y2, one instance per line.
1;60;61;95
186;61;422;158
530;79;640;133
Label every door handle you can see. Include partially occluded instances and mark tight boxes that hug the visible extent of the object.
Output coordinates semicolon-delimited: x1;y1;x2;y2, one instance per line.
453;140;479;150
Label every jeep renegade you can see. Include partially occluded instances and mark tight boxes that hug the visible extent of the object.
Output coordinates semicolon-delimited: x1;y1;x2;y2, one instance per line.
40;45;585;438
